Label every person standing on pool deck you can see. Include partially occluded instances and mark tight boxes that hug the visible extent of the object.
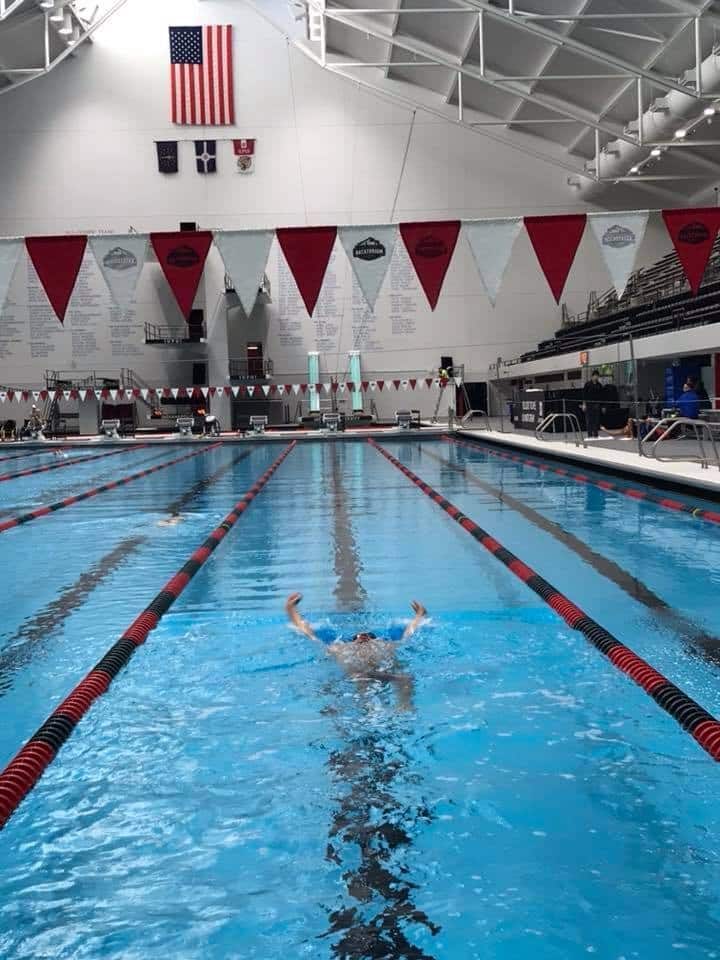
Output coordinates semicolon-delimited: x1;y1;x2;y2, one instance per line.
285;593;427;707
582;370;605;439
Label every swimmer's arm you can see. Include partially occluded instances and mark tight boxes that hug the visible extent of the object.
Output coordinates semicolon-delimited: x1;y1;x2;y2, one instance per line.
401;601;427;642
285;592;321;645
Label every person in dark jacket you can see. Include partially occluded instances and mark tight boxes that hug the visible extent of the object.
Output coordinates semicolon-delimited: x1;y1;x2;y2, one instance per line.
582;370;605;438
677;382;701;420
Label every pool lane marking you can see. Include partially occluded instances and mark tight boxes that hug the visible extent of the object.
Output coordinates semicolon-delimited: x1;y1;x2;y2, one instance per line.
0;441;296;830
446;436;720;526
0;444;148;484
369;438;720;763
0;449;64;465
0;451;255;698
0;443;222;535
423;446;720;664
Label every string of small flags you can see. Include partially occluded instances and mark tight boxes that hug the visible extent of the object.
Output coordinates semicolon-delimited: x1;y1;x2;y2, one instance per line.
0;378;462;404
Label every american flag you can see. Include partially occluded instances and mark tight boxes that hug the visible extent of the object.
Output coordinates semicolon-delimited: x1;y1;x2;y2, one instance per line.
169;26;234;125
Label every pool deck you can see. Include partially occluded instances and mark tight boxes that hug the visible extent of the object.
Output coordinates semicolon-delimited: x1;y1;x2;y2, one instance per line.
457;426;720;497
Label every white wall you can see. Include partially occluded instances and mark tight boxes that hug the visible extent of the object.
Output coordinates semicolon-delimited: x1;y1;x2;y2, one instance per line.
0;0;671;417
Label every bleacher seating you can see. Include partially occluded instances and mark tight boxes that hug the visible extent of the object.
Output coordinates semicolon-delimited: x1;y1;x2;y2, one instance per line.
517;235;720;364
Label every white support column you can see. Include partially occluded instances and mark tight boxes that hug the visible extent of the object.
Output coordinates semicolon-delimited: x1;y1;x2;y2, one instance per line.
594;128;601;180
478;10;485;76
637;77;643;144
695;17;702;95
457;70;463;121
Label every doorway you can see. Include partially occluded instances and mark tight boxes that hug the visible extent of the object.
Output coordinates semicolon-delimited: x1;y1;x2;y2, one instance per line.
247;342;264;379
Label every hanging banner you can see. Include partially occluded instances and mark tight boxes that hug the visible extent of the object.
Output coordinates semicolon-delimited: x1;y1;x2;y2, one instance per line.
150;231;213;319
0;239;22;311
25;235;88;323
195;140;217;174
588;212;649;299
276;226;337;316
214;230;274;316
662;207;720;295
89;234;149;310
156;141;179;174
399;221;460;310
233;139;255;173
524;214;586;304
338;224;397;311
464;218;522;306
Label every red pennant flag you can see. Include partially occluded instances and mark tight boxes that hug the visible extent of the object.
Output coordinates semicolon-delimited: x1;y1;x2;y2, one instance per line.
268;384;277;395
150;231;213;319
425;378;433;389
524;214;586;303
347;382;355;392
6;390;14;402
87;388;95;399
315;383;322;394
376;380;385;391
361;381;369;392
25;235;87;323
21;391;29;402
409;379;416;390
223;386;232;396
392;380;401;391
300;384;308;394
162;387;171;398
331;382;338;393
70;389;78;400
208;386;217;397
662;208;720;295
399;221;460;310
39;390;48;401
131;388;140;399
276;226;337;316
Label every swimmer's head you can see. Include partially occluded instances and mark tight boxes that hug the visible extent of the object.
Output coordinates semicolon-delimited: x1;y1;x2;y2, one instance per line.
352;631;377;644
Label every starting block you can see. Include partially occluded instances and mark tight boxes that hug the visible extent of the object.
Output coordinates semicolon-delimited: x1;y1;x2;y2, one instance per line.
249;415;268;435
100;419;121;439
176;416;195;437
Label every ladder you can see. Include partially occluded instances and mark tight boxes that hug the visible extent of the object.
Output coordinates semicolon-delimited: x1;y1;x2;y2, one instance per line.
431;383;446;422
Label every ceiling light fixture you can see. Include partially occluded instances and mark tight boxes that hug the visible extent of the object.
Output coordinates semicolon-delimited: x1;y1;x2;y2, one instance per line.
49;4;66;22
674;128;687;138
630;165;640;174
38;1;55;9
58;10;73;34
704;107;716;117
650;148;661;157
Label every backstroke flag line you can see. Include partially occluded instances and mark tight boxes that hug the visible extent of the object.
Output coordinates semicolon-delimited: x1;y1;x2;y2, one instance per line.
464;218;522;307
338;225;398;311
0;239;22;311
588;212;649;299
89;234;149;312
169;25;234;125
214;230;274;317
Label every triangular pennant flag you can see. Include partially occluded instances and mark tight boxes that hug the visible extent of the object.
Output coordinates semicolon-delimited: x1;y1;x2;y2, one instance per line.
231;386;240;397
170;388;179;399
276;226;337;316
361;381;369;392
393;380;401;391
70;389;79;401
32;391;40;402
339;382;347;393
0;239;22;311
62;390;71;402
524;215;587;303
214;230;274;316
293;384;301;395
0;392;6;404
284;384;292;395
338;225;398;311
662;208;720;295
588;212;649;299
262;385;271;396
401;380;408;391
109;389;118;401
268;384;277;396
89;234;148;310
409;379;416;390
178;387;189;398
369;381;377;392
79;389;87;402
454;376;462;387
150;231;213;319
7;390;15;402
377;380;385;391
277;384;286;396
238;385;247;397
25;235;88;323
331;382;338;393
200;387;209;398
131;389;140;399
87;388;95;399
39;390;48;401
208;386;217;397
425;378;434;389
300;384;308;395
347;382;355;392
464;218;522;306
418;380;425;390
399;221;461;310
323;383;332;394
140;388;149;400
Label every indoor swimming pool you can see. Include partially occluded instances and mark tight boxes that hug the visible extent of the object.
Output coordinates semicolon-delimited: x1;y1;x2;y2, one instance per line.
0;437;719;959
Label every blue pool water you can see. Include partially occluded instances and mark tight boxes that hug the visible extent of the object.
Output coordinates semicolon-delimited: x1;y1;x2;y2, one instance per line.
0;438;719;959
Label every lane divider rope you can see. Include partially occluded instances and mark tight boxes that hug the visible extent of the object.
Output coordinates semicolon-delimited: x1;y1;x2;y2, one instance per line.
446;435;720;526
0;448;63;465
0;440;296;830
0;443;222;534
0;444;148;484
369;438;720;762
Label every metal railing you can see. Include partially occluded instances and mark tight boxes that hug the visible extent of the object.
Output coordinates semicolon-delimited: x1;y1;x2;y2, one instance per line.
144;322;206;344
45;370;121;390
643;417;720;470
460;409;491;432
535;412;586;448
228;358;274;381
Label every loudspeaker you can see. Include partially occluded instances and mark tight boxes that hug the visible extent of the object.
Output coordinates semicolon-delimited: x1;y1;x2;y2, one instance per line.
180;221;197;232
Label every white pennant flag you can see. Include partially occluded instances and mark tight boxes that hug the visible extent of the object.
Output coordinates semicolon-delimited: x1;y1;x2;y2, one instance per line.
454;376;462;387
201;387;209;398
418;380;425;390
262;385;271;396
0;392;6;404
277;384;285;396
464;218;523;307
32;391;40;402
401;380;409;390
323;383;331;394
339;383;347;393
231;386;240;397
293;384;301;395
140;389;149;400
89;234;148;310
170;388;179;399
214;230;274;316
79;389;87;402
588;212;649;299
369;381;377;392
109;389;118;401
339;225;398;311
63;390;72;402
0;239;22;311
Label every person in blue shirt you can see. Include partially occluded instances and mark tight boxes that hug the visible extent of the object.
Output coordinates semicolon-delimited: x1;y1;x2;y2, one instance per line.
285;593;427;708
676;382;701;420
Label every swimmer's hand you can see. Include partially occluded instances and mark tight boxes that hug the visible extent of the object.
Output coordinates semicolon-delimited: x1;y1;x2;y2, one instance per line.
286;592;303;613
410;600;427;619
402;600;427;641
286;592;318;643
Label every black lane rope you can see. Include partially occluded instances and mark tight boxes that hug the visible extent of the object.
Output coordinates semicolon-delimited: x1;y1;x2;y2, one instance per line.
368;438;720;763
423;446;720;664
0;441;296;830
0;444;148;484
448;436;720;526
0;443;222;534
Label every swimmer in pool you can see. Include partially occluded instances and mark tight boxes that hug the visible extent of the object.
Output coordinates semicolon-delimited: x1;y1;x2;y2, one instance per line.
156;513;184;527
285;593;426;708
